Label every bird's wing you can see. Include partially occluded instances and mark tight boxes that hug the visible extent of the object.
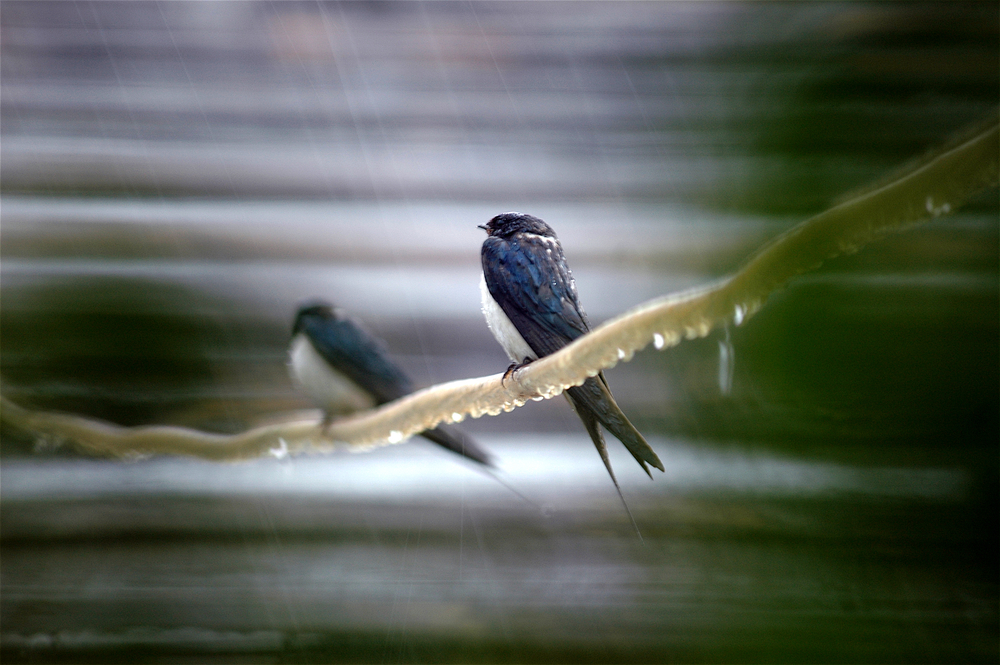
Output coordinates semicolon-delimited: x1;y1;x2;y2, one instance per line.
481;234;591;358
301;316;414;404
483;233;664;477
302;314;495;468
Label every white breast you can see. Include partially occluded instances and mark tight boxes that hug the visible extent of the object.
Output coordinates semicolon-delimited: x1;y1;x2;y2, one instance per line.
288;333;376;415
480;273;537;363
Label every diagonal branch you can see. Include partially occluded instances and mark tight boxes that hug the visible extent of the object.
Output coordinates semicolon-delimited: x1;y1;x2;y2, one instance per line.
2;116;997;461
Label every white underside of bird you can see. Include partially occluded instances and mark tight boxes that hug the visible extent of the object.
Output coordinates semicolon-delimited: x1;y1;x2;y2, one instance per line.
288;333;376;415
479;273;537;364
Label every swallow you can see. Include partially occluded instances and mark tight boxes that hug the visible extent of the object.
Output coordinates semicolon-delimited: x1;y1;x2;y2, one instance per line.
479;212;664;518
289;301;493;467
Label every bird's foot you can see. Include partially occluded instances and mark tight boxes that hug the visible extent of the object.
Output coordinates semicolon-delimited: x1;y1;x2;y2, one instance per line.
319;413;334;434
501;358;534;387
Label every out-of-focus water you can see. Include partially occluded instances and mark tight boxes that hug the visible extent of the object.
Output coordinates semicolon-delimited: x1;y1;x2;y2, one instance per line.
2;2;997;663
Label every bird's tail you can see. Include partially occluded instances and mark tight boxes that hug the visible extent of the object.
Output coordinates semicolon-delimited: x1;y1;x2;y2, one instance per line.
421;425;549;510
567;376;664;477
419;423;494;467
575;405;644;542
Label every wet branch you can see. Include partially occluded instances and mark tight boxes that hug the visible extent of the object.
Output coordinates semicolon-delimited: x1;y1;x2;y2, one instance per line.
2;116;997;461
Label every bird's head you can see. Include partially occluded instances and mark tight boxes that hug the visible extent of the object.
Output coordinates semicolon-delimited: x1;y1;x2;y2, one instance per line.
479;212;556;239
292;299;338;335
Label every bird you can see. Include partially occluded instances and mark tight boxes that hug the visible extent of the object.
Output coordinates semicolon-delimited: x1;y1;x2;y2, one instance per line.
289;300;494;467
479;212;664;528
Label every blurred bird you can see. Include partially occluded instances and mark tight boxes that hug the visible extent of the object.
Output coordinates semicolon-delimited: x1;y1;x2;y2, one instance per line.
289;301;494;467
479;212;664;530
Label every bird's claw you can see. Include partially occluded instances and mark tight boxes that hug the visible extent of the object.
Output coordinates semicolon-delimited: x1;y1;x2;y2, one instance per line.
501;358;533;387
501;364;517;386
319;413;334;435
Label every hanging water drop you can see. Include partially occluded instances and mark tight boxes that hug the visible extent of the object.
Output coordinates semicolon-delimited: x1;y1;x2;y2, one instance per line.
925;196;952;217
718;326;734;395
653;333;665;350
269;438;290;459
33;436;54;453
388;430;404;443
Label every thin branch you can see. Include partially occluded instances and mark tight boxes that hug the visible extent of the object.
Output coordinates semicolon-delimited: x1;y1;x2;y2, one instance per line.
2;117;997;461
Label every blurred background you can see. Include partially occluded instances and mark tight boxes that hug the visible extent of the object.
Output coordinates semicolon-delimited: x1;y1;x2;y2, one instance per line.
1;2;997;662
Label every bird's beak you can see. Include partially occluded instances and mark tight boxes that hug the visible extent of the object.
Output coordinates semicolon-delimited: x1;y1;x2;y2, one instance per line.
477;224;488;231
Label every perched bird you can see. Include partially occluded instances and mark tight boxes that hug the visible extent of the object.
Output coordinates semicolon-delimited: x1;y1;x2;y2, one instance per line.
479;212;664;524
289;301;493;467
